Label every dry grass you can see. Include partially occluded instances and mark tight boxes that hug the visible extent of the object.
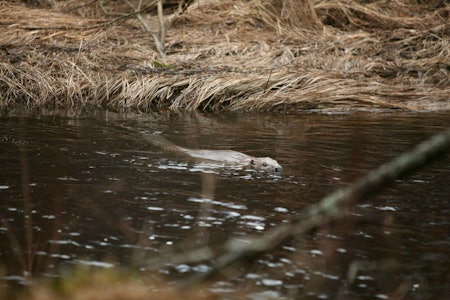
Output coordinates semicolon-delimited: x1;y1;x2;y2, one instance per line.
0;0;449;111
18;267;218;300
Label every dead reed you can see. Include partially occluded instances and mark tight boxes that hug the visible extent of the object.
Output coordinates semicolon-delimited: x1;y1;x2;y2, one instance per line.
0;0;449;111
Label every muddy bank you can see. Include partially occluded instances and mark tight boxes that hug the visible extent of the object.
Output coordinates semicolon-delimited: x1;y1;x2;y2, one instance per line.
0;0;449;111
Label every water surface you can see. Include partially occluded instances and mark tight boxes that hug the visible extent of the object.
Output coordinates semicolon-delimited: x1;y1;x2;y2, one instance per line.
0;110;448;299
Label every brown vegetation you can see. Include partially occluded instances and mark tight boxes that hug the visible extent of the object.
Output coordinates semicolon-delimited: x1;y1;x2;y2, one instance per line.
0;0;449;111
17;267;218;300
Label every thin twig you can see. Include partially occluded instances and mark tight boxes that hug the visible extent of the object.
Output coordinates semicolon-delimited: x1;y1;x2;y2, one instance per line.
125;0;166;60
157;0;166;47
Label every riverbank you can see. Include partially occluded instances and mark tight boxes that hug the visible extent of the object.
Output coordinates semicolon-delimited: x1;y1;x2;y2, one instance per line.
1;0;449;111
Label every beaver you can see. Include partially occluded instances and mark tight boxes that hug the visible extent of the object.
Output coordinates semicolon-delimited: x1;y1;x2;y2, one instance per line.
145;133;283;173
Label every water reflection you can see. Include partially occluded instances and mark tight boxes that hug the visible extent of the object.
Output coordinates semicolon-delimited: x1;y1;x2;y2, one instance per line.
0;110;449;299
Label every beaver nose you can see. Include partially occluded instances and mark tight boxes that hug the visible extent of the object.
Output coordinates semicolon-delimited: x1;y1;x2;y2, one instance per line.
275;166;283;173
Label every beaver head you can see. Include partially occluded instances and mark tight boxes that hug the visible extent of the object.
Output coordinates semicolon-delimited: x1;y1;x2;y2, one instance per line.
250;157;283;173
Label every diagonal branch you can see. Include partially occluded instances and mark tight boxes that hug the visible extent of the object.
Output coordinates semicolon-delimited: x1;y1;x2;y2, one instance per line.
178;128;450;286
125;0;166;60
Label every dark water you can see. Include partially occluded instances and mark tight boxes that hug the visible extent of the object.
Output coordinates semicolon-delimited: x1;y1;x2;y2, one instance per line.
0;109;449;299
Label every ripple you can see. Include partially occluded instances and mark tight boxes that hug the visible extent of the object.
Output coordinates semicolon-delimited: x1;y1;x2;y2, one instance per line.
74;260;114;268
146;206;164;211
260;278;283;286
274;207;289;213
375;206;397;211
187;197;248;210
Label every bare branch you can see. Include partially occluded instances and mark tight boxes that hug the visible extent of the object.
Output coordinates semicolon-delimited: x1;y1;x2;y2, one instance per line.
179;129;450;286
125;0;166;60
157;0;166;47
